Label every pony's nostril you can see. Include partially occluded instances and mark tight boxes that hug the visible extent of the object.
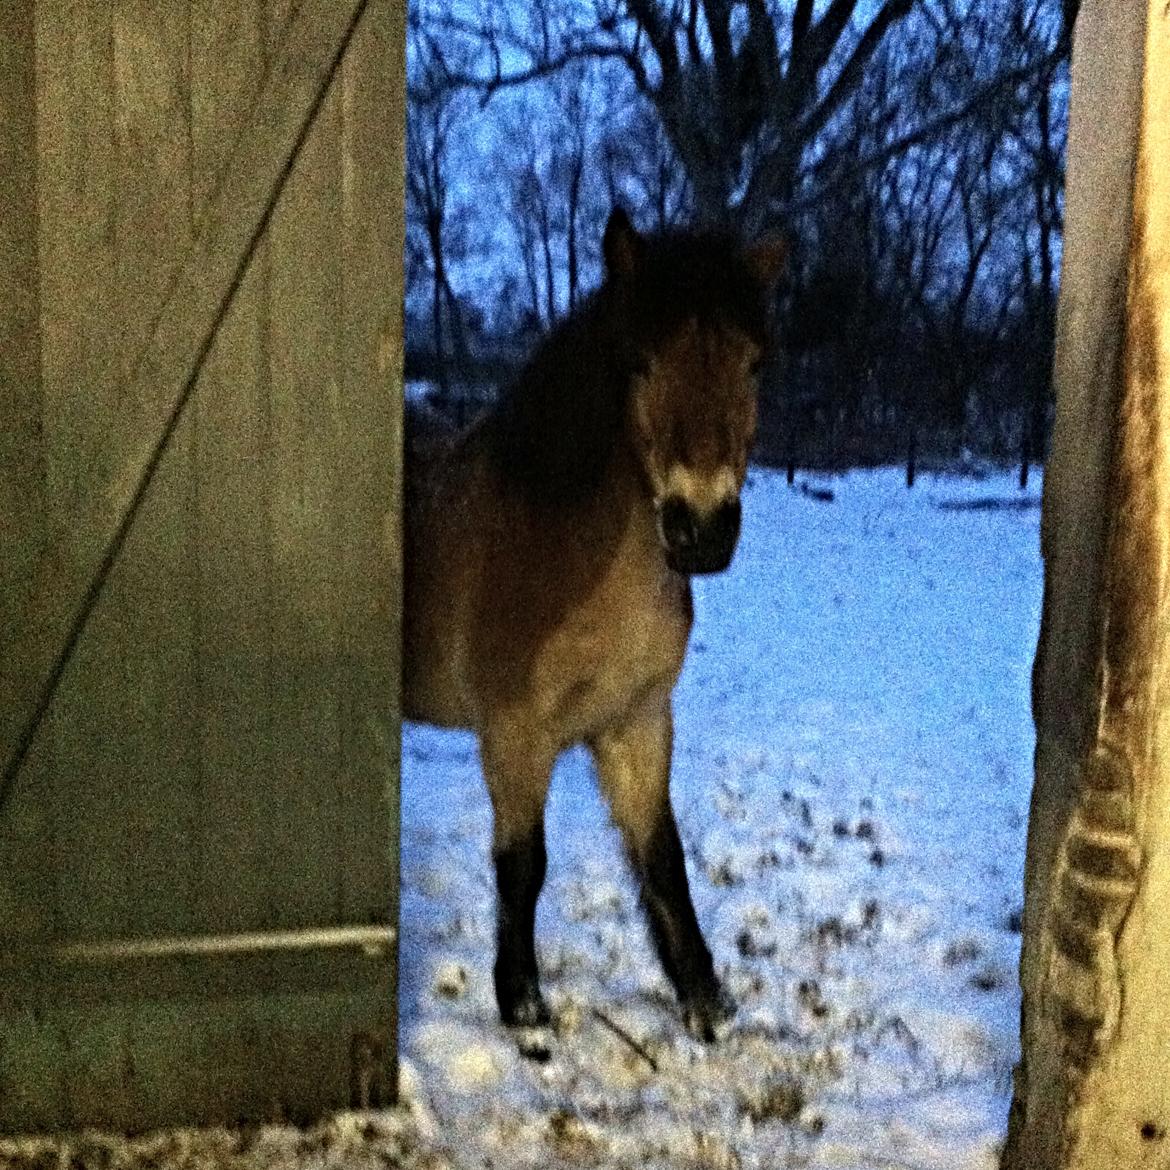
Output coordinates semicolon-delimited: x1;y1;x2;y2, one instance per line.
715;498;742;544
660;497;697;548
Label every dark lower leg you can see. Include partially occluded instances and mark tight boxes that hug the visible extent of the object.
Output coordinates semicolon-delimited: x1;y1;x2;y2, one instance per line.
633;808;726;1017
493;818;550;1027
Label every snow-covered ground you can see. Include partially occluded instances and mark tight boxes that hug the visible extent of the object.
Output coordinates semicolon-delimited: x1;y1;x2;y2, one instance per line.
396;465;1042;1170
1;466;1043;1170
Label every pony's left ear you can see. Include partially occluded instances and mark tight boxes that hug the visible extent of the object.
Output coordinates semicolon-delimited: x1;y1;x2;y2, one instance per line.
745;235;788;290
603;207;645;280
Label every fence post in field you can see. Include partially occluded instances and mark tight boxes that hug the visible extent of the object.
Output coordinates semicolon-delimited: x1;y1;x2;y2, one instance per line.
1003;2;1170;1166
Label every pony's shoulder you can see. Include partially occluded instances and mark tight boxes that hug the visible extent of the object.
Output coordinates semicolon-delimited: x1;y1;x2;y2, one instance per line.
405;398;460;454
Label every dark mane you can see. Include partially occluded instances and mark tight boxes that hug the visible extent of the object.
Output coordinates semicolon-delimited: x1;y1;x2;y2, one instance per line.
487;229;773;507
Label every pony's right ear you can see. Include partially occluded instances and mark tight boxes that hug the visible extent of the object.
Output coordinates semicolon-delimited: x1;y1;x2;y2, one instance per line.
603;207;644;279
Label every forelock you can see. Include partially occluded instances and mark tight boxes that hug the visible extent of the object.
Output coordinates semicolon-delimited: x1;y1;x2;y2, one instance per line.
623;231;772;347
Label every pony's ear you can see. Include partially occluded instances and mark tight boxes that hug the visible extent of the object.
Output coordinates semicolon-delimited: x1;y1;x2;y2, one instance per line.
603;207;644;279
745;234;788;290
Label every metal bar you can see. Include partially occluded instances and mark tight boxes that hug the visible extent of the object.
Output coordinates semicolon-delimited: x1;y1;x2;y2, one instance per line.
0;924;397;1004
21;923;396;968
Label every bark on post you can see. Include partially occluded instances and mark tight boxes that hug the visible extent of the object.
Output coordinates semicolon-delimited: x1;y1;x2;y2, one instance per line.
1003;2;1170;1166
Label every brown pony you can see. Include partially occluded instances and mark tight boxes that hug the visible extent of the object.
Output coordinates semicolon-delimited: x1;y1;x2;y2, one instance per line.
403;209;784;1047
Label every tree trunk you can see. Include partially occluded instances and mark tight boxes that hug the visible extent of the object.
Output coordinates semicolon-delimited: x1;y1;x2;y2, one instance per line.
566;154;582;314
539;202;557;326
1024;79;1059;487
1002;3;1170;1167
428;216;447;396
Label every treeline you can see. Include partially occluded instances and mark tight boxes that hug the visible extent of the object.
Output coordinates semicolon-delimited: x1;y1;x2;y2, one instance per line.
406;0;1075;477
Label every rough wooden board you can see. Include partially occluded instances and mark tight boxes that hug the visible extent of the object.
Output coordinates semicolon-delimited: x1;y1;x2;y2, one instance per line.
1003;1;1156;1167
0;0;43;651
266;76;346;931
0;976;393;1133
1017;0;1147;1018
33;0;126;945
337;0;407;1094
190;0;276;937
0;0;371;802
1069;6;1170;1165
105;0;200;942
1;0;404;1134
190;0;267;215
0;0;55;956
337;0;406;922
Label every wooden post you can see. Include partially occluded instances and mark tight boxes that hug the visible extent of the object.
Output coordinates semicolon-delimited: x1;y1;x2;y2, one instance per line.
1003;1;1170;1165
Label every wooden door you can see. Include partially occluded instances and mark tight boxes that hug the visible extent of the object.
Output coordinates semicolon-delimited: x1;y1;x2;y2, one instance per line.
0;0;405;1133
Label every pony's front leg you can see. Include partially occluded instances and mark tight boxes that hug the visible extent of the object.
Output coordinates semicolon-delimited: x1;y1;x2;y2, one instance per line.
481;732;555;1032
589;695;736;1042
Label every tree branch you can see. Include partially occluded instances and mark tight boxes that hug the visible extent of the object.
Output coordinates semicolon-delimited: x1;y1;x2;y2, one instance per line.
790;47;1064;215
792;0;814;59
687;0;703;66
627;0;680;85
701;0;735;86
793;0;859;94
799;0;914;145
745;0;783;86
429;40;650;106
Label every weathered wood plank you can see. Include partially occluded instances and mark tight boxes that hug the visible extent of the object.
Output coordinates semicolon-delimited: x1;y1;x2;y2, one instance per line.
34;0;120;524
1002;2;1162;1167
1017;0;1148;988
0;0;56;964
1;0;403;1134
0;0;44;649
190;0;275;936
337;0;406;920
191;0;266;215
266;77;345;930
105;0;199;942
0;0;371;805
1060;7;1170;1166
1;976;391;1133
336;0;407;1095
33;1;125;948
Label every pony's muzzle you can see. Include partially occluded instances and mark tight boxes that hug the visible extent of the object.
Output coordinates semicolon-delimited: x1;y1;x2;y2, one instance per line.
659;496;742;575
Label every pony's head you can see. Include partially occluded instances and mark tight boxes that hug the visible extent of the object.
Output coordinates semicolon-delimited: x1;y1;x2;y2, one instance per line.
604;209;786;575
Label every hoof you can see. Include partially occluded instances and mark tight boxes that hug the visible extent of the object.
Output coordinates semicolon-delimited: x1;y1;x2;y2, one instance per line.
682;984;737;1043
499;983;553;1062
514;1025;553;1063
498;984;551;1029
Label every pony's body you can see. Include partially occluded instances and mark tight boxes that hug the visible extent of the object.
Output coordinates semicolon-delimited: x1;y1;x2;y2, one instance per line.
403;211;783;1045
405;416;690;742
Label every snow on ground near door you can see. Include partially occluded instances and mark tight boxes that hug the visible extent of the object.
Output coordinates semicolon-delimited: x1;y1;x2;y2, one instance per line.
0;465;1043;1170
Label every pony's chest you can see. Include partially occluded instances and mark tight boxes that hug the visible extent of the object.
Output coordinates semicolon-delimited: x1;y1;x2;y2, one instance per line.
540;566;692;740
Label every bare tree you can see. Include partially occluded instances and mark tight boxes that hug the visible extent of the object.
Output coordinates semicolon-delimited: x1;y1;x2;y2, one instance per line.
412;0;927;229
407;0;1076;469
601;98;692;232
491;65;610;331
407;38;470;397
768;0;1073;471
